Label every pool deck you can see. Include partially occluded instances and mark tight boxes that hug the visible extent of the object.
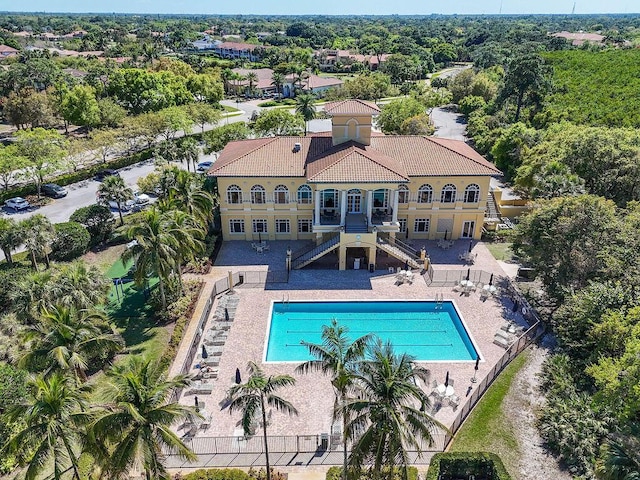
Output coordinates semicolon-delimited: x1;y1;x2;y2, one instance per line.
170;239;527;470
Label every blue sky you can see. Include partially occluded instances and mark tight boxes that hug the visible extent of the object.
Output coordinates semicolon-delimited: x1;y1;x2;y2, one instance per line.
3;0;638;15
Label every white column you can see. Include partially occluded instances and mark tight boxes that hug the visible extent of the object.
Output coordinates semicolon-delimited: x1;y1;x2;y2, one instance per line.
366;190;373;224
315;189;321;225
392;189;399;223
340;190;347;225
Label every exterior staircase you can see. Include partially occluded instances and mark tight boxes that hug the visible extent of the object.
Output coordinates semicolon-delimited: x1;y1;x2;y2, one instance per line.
291;235;340;270
345;213;368;233
485;191;500;220
376;236;421;269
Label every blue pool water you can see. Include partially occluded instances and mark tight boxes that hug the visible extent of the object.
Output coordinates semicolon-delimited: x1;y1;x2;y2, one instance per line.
265;300;479;362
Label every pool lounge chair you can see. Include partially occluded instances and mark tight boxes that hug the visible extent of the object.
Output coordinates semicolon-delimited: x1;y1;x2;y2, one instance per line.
493;334;513;349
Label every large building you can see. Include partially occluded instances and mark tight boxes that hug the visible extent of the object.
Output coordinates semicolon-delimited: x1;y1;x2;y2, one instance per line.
210;100;501;269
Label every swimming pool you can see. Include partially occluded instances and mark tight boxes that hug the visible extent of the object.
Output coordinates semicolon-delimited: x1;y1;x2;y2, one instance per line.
264;300;479;362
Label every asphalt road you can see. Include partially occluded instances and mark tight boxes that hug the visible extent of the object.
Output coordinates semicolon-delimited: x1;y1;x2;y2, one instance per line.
431;106;468;141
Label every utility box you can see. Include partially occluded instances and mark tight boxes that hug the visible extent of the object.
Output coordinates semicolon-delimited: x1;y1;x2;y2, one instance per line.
369;263;375;273
354;258;361;270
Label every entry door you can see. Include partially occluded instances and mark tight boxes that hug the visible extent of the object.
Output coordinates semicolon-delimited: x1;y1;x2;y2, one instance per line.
347;191;361;213
462;221;475;238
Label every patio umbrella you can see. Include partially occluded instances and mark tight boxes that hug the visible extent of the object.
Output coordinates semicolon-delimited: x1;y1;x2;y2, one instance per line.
475;356;480;371
466;268;470;281
194;396;199;407
201;344;208;359
468;241;473;252
488;273;494;286
444;230;448;240
235;367;242;384
224;307;230;322
512;300;519;312
258;232;262;243
444;371;450;387
404;259;409;271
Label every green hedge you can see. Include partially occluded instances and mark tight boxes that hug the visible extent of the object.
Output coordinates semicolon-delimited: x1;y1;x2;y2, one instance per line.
326;466;418;480
426;452;511;480
182;468;251;480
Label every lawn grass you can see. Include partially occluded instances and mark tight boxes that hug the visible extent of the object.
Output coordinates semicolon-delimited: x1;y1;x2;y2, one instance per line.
485;242;514;262
221;105;241;112
81;244;126;274
449;350;530;470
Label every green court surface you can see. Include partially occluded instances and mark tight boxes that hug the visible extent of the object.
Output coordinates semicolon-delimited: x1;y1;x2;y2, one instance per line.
106;257;157;319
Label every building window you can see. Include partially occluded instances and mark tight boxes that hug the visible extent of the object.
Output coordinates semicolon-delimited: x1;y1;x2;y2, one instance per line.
322;189;338;208
398;218;407;233
226;185;243;204
275;219;290;233
373;189;389;208
417;184;433;203
274;185;289;204
298;219;312;233
252;219;267;233
441;184;457;203
414;218;430;233
251;185;266;204
398;185;409;204
297;185;312;204
229;219;245;233
464;184;480;203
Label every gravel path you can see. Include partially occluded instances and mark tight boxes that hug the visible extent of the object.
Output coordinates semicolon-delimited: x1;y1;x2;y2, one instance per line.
504;339;572;480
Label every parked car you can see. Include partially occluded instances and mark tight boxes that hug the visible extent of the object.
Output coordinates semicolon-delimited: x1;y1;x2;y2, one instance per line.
108;199;136;211
197;161;214;172
42;183;68;198
133;191;150;205
94;169;119;181
4;197;30;211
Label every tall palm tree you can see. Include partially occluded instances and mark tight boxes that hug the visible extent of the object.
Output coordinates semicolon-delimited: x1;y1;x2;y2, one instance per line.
90;357;196;480
296;319;373;480
1;373;91;480
20;305;124;382
229;361;298;480
122;207;180;310
271;72;285;99
221;68;234;94
176;137;200;172
21;214;55;270
0;217;21;265
98;175;134;226
295;94;317;135
344;340;443;480
245;71;258;97
163;209;205;294
165;170;215;228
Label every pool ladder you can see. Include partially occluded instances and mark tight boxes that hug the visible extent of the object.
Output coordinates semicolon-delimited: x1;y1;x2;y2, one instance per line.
282;293;290;311
435;293;444;309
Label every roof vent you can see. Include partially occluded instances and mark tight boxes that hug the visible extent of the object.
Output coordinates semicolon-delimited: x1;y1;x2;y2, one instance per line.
293;142;301;152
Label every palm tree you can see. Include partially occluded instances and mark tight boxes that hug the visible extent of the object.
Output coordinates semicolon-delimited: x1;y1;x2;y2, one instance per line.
296;319;373;480
90;357;196;480
163;209;205;294
271;72;285;99
10;269;54;320
20;305;124;382
596;427;640;479
98;175;134;226
344;340;444;480
295;94;317;135
122;207;180;310
0;217;21;265
1;373;91;480
21;214;55;270
229;361;298;480
221;68;234;94
245;71;258;97
163;170;215;228
176;137;200;172
49;261;110;310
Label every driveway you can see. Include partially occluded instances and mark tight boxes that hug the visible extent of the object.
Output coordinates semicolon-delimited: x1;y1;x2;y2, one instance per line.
431;106;468;141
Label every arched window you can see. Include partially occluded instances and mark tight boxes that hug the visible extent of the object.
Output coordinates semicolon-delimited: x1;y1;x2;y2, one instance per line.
251;185;266;204
397;185;409;204
226;185;242;204
297;185;312;204
441;184;457;203
417;184;433;203
274;185;289;204
464;184;480;203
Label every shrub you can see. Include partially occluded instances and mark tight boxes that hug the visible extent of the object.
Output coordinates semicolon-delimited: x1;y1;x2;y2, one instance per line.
50;222;91;261
69;204;115;246
182;468;251;480
459;95;487;116
326;466;418;480
426;452;511;480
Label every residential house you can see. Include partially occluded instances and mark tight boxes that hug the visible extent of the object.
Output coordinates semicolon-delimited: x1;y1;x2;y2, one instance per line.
214;41;261;62
231;68;343;98
550;31;605;46
210;99;501;270
315;49;390;72
0;45;19;59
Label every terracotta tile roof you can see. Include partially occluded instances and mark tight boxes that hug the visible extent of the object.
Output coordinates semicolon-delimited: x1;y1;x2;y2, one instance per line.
324;100;381;115
219;41;259;51
307;141;409;183
233;68;277;90
0;45;19;54
212;133;501;181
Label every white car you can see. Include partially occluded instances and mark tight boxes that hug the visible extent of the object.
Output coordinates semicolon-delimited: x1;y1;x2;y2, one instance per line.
108;199;136;211
134;192;150;205
5;197;30;211
197;161;214;172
